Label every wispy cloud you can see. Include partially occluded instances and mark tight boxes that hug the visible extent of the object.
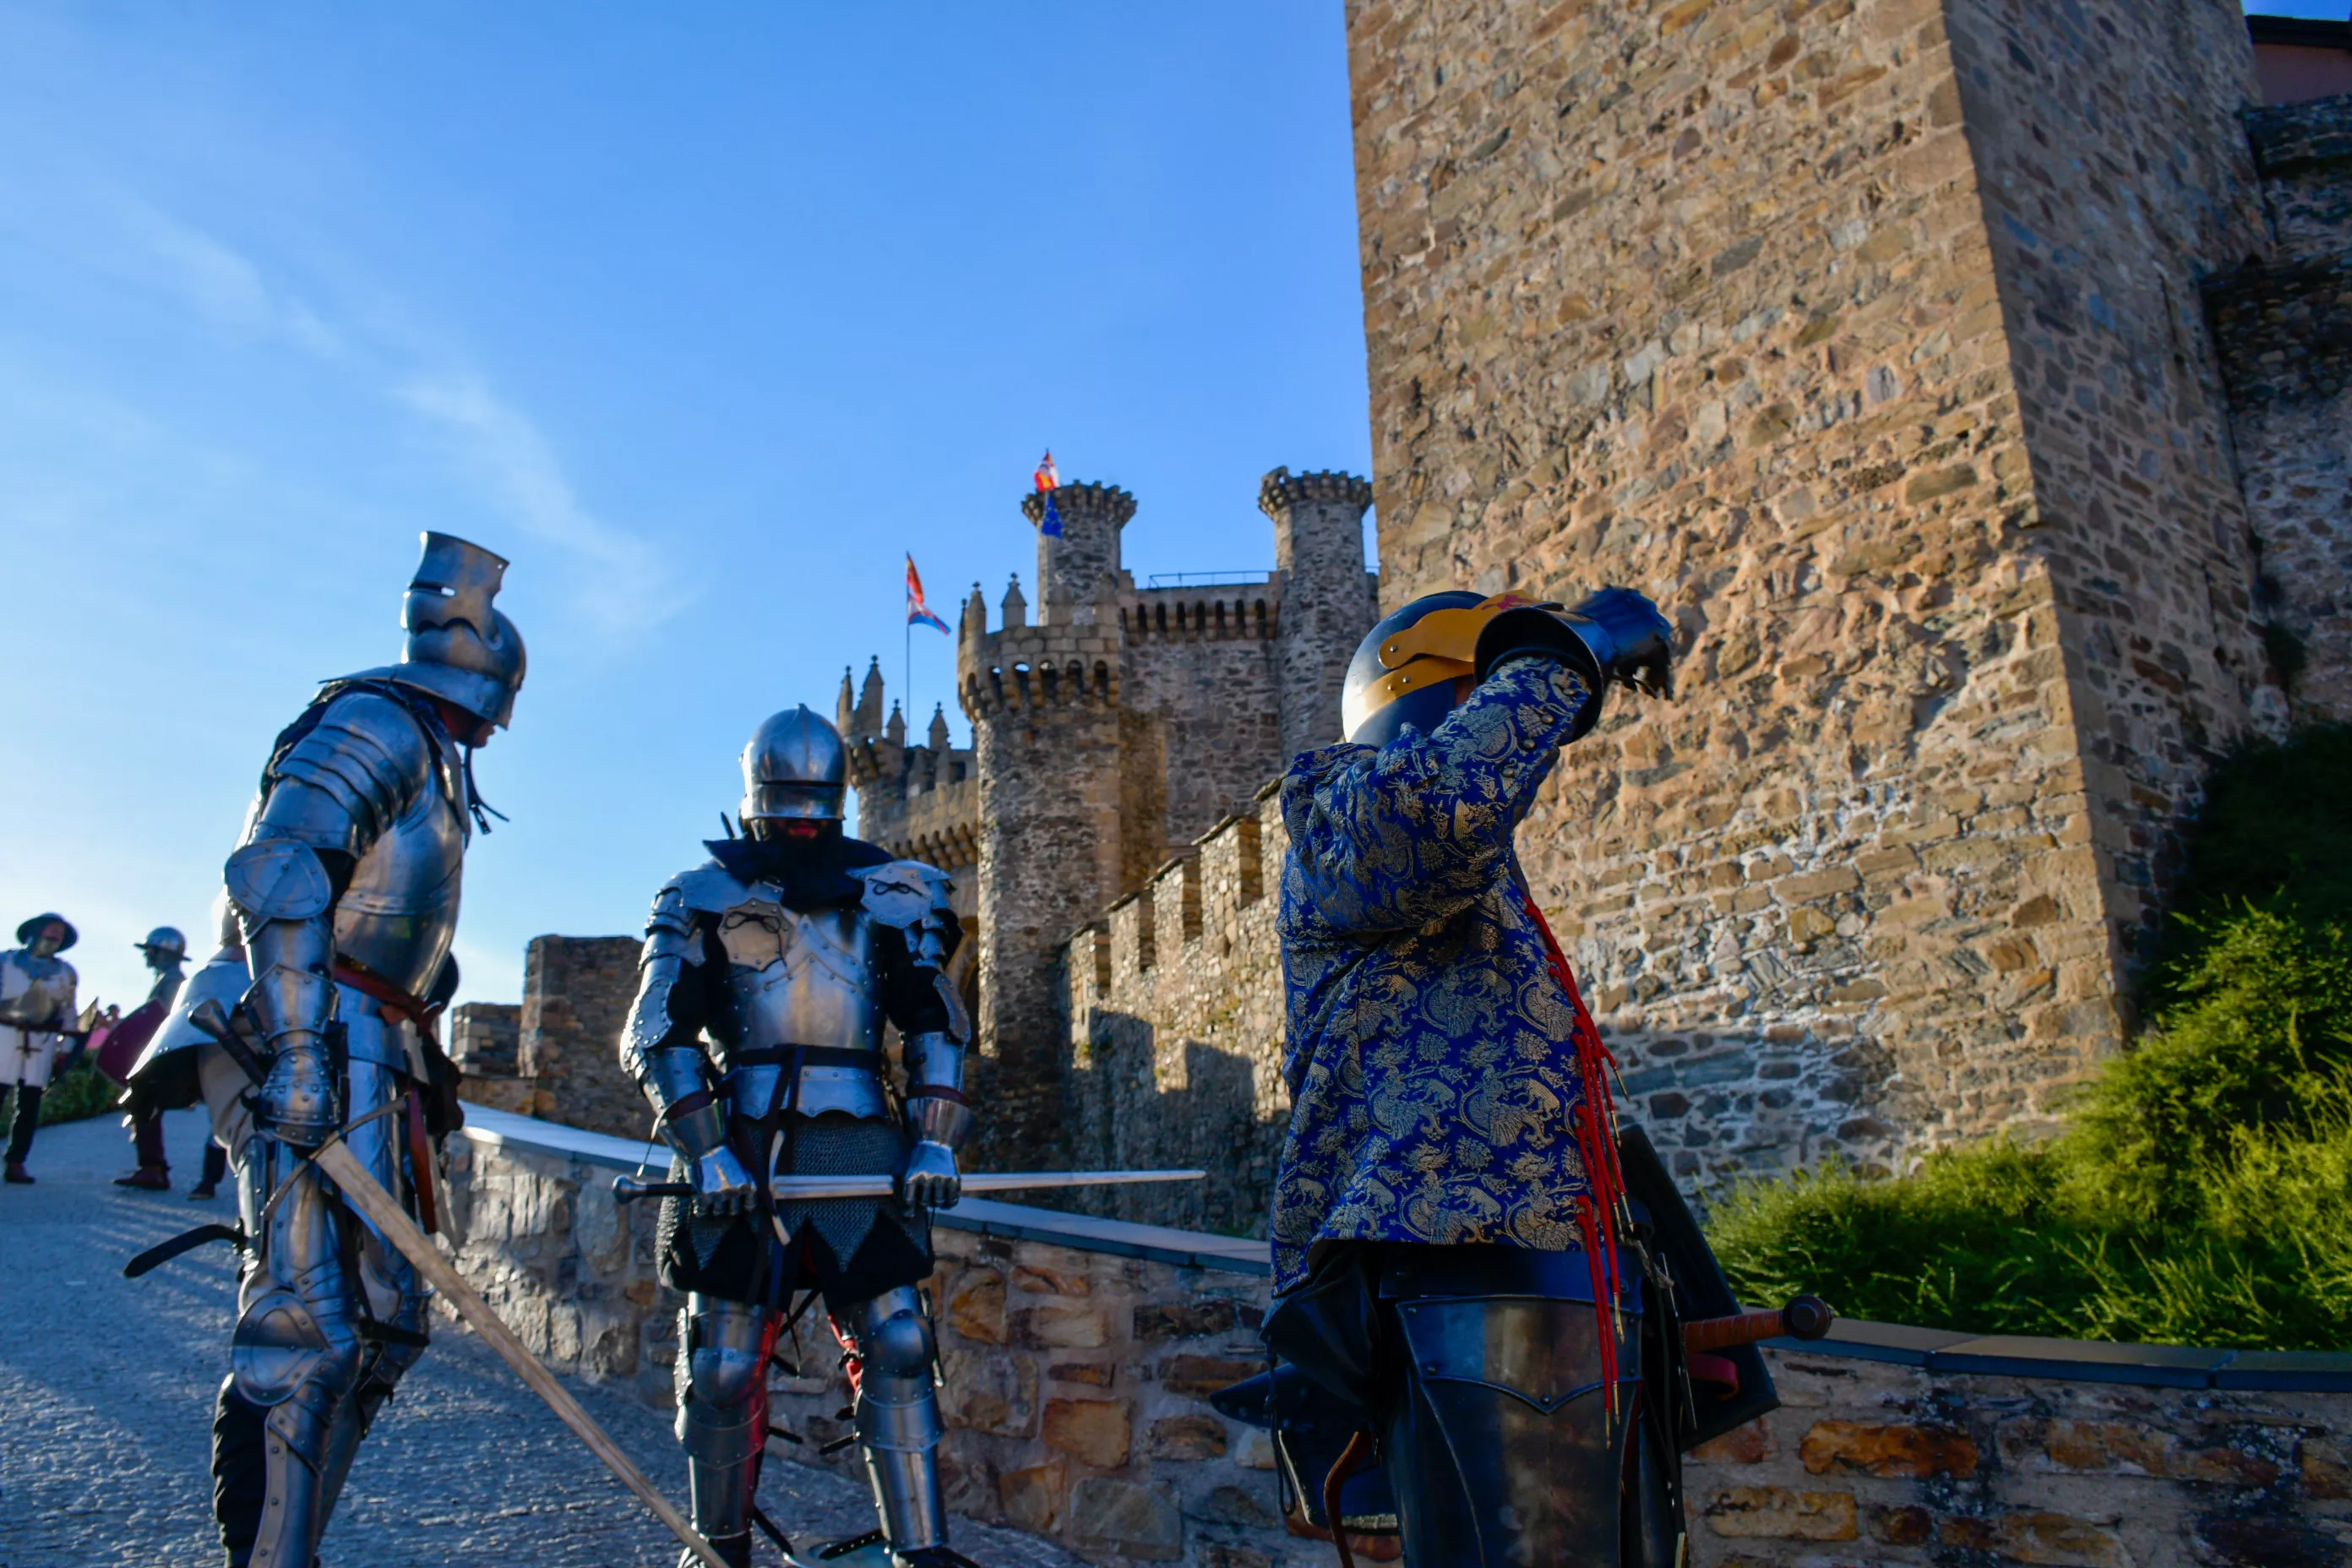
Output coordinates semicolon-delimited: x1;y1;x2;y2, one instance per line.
398;373;689;636
114;196;343;357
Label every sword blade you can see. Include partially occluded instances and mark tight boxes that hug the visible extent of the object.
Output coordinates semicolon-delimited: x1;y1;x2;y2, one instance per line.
770;1168;1207;1200
612;1167;1208;1204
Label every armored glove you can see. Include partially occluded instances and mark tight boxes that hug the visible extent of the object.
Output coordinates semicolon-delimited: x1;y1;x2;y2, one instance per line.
1475;586;1674;700
688;1142;760;1217
254;1034;340;1147
900;1138;961;1209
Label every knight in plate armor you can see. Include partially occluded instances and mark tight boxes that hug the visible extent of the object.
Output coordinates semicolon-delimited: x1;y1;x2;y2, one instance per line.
620;705;973;1568
2;912;80;1184
167;531;523;1568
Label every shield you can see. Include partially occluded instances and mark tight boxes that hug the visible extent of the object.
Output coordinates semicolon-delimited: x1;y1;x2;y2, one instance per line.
1617;1122;1779;1449
98;998;166;1084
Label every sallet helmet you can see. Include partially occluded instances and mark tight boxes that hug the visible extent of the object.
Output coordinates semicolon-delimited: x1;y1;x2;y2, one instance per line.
1341;588;1638;749
350;532;528;729
135;926;188;965
741;705;847;822
1340;591;1487;748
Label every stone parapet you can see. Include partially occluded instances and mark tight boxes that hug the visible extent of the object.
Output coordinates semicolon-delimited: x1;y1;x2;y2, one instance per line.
1118;586;1278;645
439;1108;2352;1568
519;935;647;1140
1061;786;1291;1236
961;622;1126;717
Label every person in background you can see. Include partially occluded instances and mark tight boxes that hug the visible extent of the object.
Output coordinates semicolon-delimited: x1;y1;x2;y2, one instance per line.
121;900;258;1201
113;925;191;1190
1;912;82;1184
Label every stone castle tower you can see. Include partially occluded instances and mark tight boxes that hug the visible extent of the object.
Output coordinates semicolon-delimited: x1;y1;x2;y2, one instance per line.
1342;0;2352;1180
844;468;1377;1165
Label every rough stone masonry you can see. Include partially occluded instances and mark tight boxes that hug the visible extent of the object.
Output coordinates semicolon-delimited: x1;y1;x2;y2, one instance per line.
1340;0;2349;1190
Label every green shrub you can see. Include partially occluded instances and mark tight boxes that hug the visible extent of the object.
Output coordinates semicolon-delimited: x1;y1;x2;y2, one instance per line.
36;1053;124;1126
2061;906;2352;1226
1707;725;2352;1351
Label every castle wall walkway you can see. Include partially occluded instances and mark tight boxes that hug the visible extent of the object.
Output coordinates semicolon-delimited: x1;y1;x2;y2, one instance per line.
442;1107;2352;1568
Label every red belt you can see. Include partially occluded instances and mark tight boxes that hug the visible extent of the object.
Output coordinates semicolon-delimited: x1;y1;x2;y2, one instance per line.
334;960;444;1235
332;961;441;1039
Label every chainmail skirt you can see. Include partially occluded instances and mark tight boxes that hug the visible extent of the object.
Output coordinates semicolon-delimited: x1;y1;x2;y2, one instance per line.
656;1111;932;1310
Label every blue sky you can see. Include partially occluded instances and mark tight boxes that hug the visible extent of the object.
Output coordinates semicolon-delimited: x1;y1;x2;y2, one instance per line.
2250;2;2352;17
0;4;1369;1014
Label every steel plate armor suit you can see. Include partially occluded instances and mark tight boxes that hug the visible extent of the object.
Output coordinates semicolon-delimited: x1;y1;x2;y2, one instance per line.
204;531;523;1568
621;705;972;1568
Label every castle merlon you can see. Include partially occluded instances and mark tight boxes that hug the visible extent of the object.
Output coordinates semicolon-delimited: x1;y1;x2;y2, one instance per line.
1258;466;1375;518
1064;786;1283;992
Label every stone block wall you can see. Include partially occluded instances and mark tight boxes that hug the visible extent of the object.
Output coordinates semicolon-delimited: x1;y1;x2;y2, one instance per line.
437;1124;674;1406
449;999;534;1116
1062;789;1292;1237
2209;94;2352;727
1341;0;2295;1177
1941;0;2279;971
770;1227;1309;1568
1682;1348;2352;1566
438;1111;2352;1568
520;935;648;1140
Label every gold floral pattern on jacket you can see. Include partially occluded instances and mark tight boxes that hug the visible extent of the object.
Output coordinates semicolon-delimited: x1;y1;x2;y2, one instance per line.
1270;657;1598;1293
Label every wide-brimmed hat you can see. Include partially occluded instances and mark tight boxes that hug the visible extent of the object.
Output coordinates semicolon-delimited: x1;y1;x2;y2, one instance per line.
15;912;77;951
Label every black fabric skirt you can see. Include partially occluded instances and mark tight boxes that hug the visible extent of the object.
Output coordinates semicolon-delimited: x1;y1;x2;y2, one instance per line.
656;1112;932;1311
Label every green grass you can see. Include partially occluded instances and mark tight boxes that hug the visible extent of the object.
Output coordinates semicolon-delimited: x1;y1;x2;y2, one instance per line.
1707;725;2352;1352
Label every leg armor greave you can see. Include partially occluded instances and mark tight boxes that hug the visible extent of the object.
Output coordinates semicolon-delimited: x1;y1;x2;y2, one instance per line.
1374;1249;1643;1568
219;1155;372;1568
840;1285;947;1556
675;1296;776;1565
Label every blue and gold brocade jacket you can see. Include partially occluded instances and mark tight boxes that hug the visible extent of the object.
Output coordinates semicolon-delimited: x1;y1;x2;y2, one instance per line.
1270;657;1599;1293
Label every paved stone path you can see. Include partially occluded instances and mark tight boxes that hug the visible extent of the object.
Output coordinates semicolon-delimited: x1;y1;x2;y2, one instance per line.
0;1109;1080;1568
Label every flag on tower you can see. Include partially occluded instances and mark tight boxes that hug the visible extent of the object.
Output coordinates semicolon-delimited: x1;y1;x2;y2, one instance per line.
1033;449;1063;537
906;554;950;634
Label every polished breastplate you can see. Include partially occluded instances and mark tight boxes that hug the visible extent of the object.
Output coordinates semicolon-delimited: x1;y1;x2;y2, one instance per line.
711;895;886;1119
330;739;469;998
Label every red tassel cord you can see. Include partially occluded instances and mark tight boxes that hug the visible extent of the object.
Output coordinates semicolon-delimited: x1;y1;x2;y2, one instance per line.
1520;888;1630;1418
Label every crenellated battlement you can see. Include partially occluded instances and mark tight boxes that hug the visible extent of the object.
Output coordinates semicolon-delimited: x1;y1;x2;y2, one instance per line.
839;662;981;877
1060;781;1290;1233
844;466;1374;1172
1257;466;1374;517
1119;586;1278;644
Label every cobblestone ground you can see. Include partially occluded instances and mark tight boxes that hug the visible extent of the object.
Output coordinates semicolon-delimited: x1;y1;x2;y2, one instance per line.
0;1110;1080;1568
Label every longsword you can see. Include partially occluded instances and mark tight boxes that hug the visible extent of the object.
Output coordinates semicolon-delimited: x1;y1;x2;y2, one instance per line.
188;1001;732;1568
611;1168;1208;1203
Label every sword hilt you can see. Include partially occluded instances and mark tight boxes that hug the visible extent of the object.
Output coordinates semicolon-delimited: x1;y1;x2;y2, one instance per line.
613;1175;694;1204
1681;1294;1835;1355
